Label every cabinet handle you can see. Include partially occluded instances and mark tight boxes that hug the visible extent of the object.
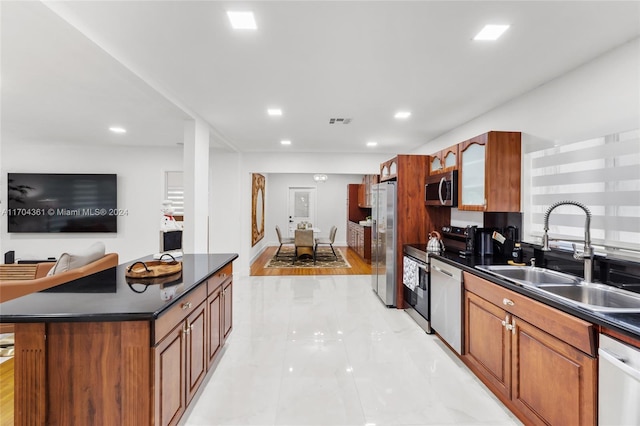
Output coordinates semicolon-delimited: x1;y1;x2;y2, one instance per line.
182;323;190;335
501;315;509;327
502;298;514;307
182;301;192;310
510;318;516;335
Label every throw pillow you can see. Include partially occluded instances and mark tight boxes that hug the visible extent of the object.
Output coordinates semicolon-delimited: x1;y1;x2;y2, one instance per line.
47;242;106;276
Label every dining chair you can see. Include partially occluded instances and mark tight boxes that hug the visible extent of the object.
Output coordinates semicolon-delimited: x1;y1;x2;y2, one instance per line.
294;229;315;264
275;225;295;259
315;225;338;259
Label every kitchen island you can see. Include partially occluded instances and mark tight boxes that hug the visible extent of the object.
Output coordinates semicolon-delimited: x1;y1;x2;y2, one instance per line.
0;253;238;426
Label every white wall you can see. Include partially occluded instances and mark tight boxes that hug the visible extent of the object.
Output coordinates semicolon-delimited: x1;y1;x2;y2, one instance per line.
1;142;183;263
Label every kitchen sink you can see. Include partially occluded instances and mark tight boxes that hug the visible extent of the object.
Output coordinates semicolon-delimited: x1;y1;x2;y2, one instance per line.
536;283;640;313
475;265;640;313
476;265;582;287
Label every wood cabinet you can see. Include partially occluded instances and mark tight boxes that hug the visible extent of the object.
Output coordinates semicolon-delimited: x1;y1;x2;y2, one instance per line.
463;272;597;425
458;131;521;212
429;145;458;175
347;221;371;262
347;182;373;262
154;283;209;426
208;263;232;367
380;158;398;182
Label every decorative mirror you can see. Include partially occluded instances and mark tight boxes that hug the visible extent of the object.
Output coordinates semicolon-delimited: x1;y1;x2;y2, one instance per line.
251;173;265;246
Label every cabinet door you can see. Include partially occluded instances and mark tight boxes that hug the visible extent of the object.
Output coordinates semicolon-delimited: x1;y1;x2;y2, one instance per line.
207;285;223;368
442;146;458;170
511;318;596;426
464;291;511;400
186;301;207;404
222;279;233;340
155;324;186;426
429;155;443;175
459;141;486;210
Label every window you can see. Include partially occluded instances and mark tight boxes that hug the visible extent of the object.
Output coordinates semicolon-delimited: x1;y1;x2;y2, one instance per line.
165;171;184;216
523;129;640;254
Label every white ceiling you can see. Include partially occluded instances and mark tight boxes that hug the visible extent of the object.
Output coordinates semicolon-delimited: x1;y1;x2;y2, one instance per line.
2;1;639;154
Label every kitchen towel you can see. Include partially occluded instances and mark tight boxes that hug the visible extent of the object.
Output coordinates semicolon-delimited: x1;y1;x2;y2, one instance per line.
403;256;419;291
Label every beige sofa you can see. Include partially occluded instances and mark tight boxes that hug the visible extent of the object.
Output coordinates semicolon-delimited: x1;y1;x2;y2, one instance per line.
0;253;119;304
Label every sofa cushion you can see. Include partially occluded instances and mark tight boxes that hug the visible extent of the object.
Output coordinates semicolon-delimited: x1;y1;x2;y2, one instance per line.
47;242;106;276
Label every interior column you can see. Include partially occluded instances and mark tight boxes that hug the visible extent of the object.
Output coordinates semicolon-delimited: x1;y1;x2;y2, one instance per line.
183;119;210;253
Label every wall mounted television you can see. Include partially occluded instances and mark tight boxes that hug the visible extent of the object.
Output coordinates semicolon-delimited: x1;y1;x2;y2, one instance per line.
7;173;118;233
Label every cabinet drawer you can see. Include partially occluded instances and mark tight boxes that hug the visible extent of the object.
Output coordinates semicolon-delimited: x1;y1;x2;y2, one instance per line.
208;263;232;295
155;284;207;344
464;272;596;356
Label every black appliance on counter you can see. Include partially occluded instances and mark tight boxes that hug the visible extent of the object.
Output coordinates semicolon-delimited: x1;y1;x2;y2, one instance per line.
441;225;520;260
441;225;476;257
402;245;431;333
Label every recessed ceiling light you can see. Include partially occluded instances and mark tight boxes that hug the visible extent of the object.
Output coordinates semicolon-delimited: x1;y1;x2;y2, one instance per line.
394;111;411;119
268;108;283;116
227;11;257;30
109;127;126;133
280;140;291;145
474;24;510;41
367;141;378;147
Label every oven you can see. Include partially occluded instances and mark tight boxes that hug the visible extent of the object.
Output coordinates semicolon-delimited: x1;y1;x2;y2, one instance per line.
402;245;431;333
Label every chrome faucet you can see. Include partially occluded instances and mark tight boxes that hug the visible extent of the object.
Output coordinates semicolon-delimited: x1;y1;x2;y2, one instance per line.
542;200;594;283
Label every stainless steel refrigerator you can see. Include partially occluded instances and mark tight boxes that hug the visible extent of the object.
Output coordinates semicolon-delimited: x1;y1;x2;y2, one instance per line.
371;181;397;307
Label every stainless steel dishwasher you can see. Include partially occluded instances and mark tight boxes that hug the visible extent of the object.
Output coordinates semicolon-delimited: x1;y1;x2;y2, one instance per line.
430;258;463;354
599;333;640;425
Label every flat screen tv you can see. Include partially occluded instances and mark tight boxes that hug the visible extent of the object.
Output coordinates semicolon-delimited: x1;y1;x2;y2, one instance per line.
8;173;118;233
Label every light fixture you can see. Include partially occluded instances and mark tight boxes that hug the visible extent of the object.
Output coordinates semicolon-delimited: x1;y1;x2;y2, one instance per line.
394;111;411;119
313;174;328;183
474;24;510;41
267;108;282;116
227;11;257;30
280;140;291;145
109;127;127;134
366;141;378;147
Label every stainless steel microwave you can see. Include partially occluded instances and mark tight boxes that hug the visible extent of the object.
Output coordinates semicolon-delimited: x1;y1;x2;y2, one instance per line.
425;170;458;207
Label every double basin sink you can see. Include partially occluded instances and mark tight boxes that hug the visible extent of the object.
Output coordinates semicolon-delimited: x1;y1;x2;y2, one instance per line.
476;265;640;313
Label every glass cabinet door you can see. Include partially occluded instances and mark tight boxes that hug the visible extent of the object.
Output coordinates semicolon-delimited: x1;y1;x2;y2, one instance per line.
430;156;442;174
461;143;485;207
443;151;457;169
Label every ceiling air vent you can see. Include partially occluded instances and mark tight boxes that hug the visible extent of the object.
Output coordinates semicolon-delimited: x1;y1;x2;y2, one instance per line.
329;118;352;124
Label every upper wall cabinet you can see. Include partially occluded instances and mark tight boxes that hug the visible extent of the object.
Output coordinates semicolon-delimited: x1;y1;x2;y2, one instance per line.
458;131;521;212
430;145;459;175
380;158;398;182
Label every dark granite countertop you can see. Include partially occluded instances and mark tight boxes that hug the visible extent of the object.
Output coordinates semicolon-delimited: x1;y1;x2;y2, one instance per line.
405;244;640;341
0;253;238;323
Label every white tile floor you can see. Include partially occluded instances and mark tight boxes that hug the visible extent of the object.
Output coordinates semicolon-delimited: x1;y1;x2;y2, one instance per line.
183;274;521;426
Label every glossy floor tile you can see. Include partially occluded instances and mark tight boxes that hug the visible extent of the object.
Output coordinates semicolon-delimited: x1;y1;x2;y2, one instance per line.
183;274;521;426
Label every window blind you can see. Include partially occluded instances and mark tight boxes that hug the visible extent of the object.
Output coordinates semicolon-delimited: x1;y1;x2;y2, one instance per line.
165;171;184;216
524;129;640;253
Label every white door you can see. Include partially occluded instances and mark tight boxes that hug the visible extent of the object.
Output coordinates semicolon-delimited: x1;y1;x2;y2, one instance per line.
288;187;316;237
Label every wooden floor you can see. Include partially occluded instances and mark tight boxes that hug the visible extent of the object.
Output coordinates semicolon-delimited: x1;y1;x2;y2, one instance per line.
0;247;370;425
0;358;13;426
251;246;372;276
